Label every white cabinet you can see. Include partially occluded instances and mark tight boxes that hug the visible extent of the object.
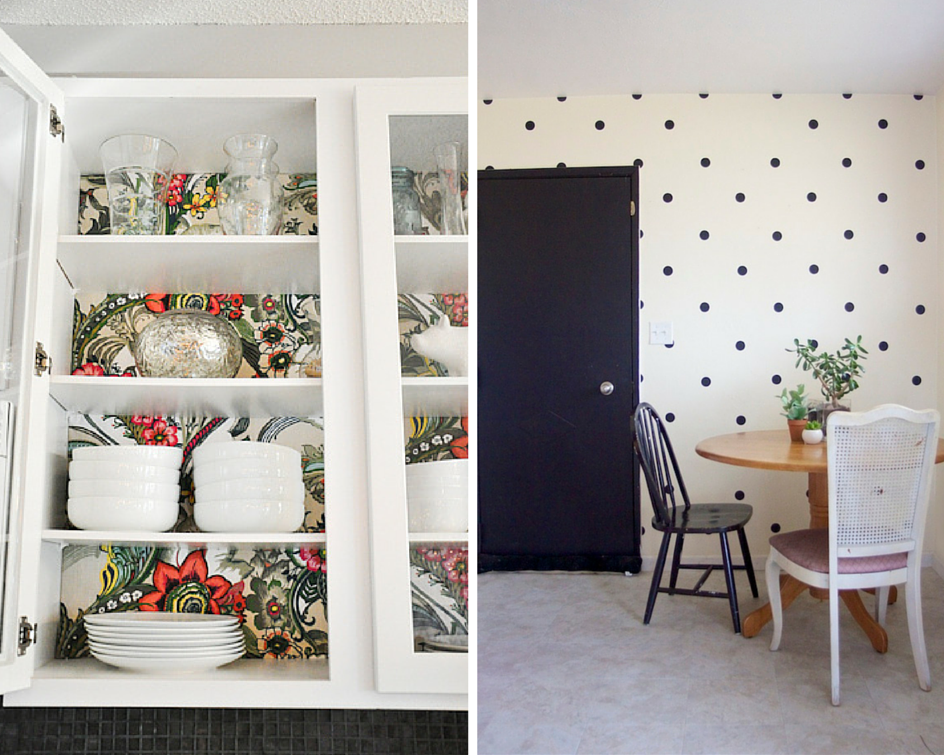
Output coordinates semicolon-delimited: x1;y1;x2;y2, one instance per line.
355;84;469;694
0;28;467;709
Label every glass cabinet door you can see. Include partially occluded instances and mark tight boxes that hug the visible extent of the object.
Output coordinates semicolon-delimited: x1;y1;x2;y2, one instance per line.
355;82;469;695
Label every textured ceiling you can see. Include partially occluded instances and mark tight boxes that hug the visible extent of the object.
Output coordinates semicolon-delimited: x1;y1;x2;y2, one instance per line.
479;0;944;97
0;0;467;25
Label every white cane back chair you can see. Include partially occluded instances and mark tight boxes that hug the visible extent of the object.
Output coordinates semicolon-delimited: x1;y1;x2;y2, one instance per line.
766;404;939;706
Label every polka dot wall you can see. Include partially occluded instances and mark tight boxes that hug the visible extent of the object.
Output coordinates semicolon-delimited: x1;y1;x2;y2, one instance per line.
479;93;940;564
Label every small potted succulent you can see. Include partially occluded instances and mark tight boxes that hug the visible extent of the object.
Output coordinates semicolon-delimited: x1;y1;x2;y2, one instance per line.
779;384;810;442
802;420;823;445
788;336;868;432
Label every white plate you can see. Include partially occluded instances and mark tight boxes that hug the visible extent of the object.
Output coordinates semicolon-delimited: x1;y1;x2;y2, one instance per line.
86;629;242;646
85;613;238;628
89;640;245;656
90;649;243;674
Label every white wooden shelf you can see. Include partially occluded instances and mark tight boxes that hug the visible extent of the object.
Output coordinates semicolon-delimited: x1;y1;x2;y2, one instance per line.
401;377;468;417
395;237;468;293
408;532;468;543
49;376;324;417
43;530;327;547
57;235;320;294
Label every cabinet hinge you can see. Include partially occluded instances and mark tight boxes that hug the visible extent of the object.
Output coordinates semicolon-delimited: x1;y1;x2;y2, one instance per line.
34;342;49;376
17;617;36;656
49;105;64;142
630;200;636;217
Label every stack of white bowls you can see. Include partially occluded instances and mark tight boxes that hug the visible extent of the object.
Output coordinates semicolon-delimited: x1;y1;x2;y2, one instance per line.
85;612;244;673
405;458;469;532
192;441;304;532
68;446;182;531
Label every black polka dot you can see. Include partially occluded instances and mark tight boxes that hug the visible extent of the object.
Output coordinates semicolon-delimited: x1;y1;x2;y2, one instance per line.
557;96;567;102
842;157;852;167
639;230;644;238
665;343;674;349
701;377;711;387
844;230;854;239
774;302;784;312
878;119;888;129
770;157;781;167
878;193;888;202
879;264;889;274
595;120;605;130
525;121;535;131
641;526;646;535
632;94;642;100
483;99;493;105
700;302;710;312
735;192;745;202
845;302;855;312
634;158;644;168
737;265;748;276
917;232;926;242
807;192;817;202
842;93;853;99
915;94;924;100
665;412;675;422
916;160;926;170
879;341;888;351
735;341;745;351
699;230;709;240
913;376;922;386
771;523;782;533
735;490;746;500
701;157;711;167
808;119;819;129
663;193;673;203
772;93;782;99
809;264;819;274
772;374;782;385
485;165;494;170
810;339;819;349
916;305;926;315
772;231;782;241
663;266;673;276
557;162;566;168
736;416;746;426
665;120;675;130
699;93;709;99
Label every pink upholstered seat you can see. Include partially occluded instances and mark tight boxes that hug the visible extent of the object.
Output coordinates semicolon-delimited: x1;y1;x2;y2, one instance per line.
769;529;907;574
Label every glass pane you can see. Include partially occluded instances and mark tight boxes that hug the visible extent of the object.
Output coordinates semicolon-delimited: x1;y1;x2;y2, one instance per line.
0;73;34;661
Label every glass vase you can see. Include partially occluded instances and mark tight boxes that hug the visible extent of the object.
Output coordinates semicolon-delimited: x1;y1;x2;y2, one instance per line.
433;141;466;235
391;167;423;235
100;134;178;235
218;134;283;235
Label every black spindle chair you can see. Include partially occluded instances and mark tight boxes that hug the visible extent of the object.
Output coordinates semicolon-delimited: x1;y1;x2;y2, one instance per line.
632;402;758;633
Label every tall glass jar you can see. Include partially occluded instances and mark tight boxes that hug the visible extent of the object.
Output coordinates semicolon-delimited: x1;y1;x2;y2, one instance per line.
391;167;423;235
218;134;283;235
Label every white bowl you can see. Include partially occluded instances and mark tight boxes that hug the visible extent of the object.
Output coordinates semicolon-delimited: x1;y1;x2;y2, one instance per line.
192;457;301;488
69;460;180;484
405;459;469;478
407;495;468;533
71;445;183;469
69;479;180;500
406;483;469;498
406;474;467;487
194;499;304;532
192;441;300;468
68;496;179;531
196;477;304;505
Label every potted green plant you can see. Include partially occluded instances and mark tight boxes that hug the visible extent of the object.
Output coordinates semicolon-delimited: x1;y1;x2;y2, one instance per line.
788;336;868;431
802;420;823;445
779;384;810;442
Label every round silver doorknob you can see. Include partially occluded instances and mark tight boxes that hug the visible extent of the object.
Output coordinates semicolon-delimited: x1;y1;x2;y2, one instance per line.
600;381;614;396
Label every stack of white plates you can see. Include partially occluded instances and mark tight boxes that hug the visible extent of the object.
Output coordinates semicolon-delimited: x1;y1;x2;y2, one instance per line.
85;613;244;673
68;446;183;531
192;442;304;532
405;458;468;532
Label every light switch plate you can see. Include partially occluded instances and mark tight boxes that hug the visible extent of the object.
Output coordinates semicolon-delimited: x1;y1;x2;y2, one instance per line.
649;321;674;346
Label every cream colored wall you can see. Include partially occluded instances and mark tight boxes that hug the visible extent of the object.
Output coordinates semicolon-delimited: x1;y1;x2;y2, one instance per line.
935;89;944;575
479;93;940;564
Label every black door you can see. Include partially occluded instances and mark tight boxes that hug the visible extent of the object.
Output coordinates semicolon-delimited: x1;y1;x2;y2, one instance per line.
478;166;641;572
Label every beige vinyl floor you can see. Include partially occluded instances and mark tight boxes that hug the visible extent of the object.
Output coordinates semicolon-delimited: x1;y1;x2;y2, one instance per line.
477;565;944;754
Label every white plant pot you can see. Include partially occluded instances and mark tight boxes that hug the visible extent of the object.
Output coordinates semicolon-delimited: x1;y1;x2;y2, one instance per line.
802;428;824;445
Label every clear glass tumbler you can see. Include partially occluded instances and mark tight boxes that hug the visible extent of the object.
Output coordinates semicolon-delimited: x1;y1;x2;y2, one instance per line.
218;134;283;235
100;134;178;235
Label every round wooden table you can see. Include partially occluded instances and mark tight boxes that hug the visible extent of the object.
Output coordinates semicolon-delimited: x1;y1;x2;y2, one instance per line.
695;429;944;652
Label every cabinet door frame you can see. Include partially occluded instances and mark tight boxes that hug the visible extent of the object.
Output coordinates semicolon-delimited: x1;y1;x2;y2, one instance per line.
354;81;469;694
